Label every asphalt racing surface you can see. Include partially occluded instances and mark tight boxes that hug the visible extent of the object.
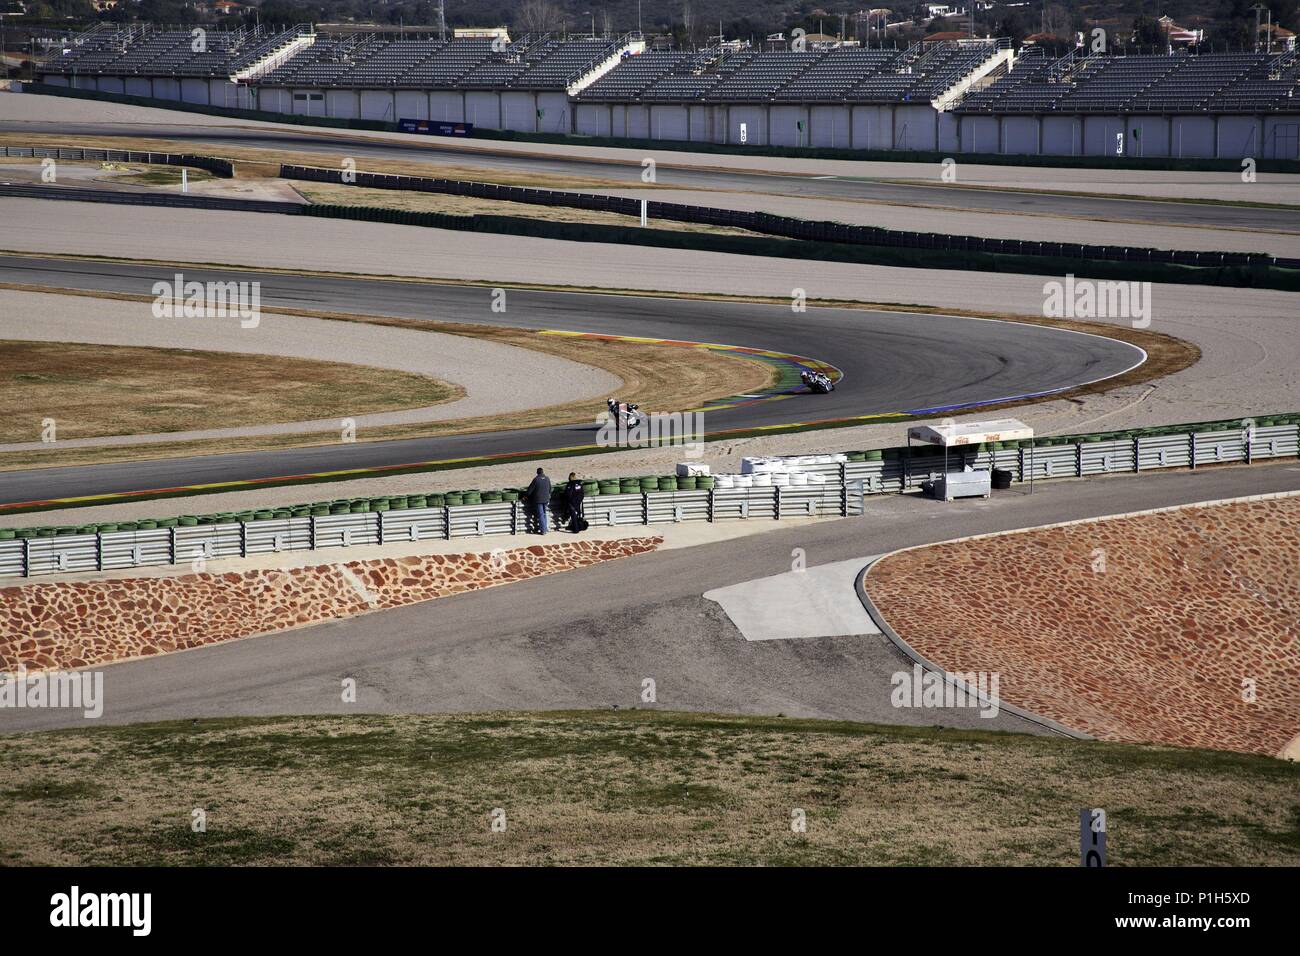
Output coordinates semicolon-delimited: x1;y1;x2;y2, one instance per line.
4;117;1296;232
0;254;1144;507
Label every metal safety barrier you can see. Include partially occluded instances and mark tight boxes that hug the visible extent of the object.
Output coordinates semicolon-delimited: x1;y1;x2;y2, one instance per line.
1;421;1296;580
0;482;860;579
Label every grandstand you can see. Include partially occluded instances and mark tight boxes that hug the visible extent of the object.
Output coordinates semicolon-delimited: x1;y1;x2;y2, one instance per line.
954;49;1299;157
36;22;313;106
31;29;1300;158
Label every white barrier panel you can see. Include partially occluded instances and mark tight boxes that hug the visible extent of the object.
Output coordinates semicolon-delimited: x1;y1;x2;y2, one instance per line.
312;513;379;549
99;528;172;571
448;502;515;539
25;534;99;576
0;539;24;577
378;506;448;543
243;517;313;555
174;523;244;562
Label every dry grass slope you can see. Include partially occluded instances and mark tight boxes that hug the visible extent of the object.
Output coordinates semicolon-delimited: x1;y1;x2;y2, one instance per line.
0;711;1295;866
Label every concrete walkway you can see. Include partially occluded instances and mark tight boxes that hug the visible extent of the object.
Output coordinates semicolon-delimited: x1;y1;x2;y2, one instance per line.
704;557;880;641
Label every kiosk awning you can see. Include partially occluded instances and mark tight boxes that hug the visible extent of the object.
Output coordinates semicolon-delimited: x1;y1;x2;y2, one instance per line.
907;418;1034;447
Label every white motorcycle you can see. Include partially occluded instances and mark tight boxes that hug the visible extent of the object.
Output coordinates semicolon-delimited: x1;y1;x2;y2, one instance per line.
801;370;834;394
607;398;642;428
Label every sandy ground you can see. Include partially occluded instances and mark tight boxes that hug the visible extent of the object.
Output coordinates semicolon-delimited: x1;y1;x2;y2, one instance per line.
605;186;1300;258
0;288;620;450
4;90;1298;205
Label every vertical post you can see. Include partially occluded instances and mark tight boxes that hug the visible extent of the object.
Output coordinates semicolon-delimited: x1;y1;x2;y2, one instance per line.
96;532;103;572
239;521;247;557
22;536;30;578
1190;431;1197;470
377;511;385;546
1075;441;1083;478
641;492;649;526
169;526;177;567
774;486;781;521
1133;435;1141;472
707;488;715;523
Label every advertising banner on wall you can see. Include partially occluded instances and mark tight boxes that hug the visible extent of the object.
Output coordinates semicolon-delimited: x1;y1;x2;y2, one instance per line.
398;119;474;137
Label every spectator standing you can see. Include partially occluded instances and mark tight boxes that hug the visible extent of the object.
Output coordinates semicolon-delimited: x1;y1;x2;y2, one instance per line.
525;467;552;534
564;472;586;532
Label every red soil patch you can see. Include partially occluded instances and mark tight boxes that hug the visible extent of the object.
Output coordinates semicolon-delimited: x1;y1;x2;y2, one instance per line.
865;496;1299;756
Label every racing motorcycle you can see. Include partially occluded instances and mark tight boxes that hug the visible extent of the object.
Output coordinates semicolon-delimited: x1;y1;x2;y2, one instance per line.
801;370;834;394
607;398;643;428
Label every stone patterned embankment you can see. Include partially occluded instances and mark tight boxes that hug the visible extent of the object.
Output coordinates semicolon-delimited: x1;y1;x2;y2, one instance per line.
865;497;1299;756
0;537;661;673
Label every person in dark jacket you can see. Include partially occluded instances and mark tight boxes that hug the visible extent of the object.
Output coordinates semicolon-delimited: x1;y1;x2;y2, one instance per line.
525;467;552;534
564;472;585;532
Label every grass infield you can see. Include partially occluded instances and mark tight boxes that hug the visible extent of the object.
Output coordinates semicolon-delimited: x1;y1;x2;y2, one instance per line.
0;711;1295;866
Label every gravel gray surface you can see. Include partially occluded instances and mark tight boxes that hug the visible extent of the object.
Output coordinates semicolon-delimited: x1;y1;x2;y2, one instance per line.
604;186;1300;258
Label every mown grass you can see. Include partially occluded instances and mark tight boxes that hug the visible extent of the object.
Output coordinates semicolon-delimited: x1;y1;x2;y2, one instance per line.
0;711;1294;866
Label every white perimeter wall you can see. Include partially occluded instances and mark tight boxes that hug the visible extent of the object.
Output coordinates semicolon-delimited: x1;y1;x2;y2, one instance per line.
29;75;1300;158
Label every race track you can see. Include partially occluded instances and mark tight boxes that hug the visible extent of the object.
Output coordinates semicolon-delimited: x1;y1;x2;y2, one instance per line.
0;253;1144;506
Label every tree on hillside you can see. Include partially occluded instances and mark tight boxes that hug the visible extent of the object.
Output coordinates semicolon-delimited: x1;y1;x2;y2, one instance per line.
1041;3;1072;39
517;0;565;35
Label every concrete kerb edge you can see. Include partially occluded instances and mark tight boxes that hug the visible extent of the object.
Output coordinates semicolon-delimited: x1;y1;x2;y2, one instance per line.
852;556;1087;740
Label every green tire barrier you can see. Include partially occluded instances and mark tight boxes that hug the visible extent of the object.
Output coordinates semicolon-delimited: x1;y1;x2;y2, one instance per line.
7;411;1296;544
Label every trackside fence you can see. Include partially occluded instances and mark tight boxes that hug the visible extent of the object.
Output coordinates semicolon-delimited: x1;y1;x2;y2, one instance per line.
281;163;1300;270
1;417;1294;580
0;484;864;579
0;145;235;177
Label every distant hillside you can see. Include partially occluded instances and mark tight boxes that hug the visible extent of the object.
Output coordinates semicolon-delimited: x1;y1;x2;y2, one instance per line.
7;0;1298;54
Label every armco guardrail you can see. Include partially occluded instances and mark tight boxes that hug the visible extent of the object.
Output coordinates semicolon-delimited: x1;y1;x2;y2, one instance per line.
0;145;234;177
281;163;1300;270
0;481;863;579
1;415;1295;581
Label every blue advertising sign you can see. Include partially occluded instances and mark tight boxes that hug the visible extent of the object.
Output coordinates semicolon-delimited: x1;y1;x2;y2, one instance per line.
398;118;474;137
